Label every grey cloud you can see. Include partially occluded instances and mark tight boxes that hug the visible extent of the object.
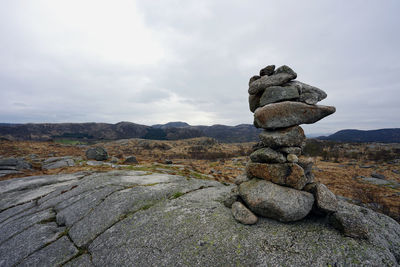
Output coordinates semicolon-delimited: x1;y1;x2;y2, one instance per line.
0;0;399;134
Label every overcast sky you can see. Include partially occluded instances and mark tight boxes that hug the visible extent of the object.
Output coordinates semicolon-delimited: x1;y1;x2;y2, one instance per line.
1;0;399;134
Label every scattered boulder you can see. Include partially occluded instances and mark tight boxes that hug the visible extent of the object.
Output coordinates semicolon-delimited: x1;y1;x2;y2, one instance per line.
246;162;310;190
123;156;138;164
259;126;305;148
165;159;173;165
371;172;385;179
110;156;119;164
249;147;286;163
259;65;275;76
0;157;31;171
239;179;314;222
231;201;258;225
43;157;75;170
86;161;105;166
254;101;336;129
86;147;108;161
329;211;369;239
304;182;338;214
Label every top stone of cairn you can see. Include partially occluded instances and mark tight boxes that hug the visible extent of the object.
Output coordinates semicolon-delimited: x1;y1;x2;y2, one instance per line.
248;65;335;129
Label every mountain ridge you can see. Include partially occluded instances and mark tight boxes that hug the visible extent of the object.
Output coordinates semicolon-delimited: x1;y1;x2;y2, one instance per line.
318;128;400;143
0;121;261;143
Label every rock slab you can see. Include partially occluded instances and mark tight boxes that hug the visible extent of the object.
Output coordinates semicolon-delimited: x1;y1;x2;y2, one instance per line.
0;171;399;266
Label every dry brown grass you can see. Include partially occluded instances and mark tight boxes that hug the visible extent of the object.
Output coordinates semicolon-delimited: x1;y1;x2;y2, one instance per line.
1;138;399;221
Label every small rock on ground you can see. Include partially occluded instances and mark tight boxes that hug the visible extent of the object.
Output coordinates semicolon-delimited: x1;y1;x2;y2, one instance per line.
231;201;258;225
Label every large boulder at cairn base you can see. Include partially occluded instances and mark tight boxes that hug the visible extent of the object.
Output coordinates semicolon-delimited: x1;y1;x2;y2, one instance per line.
248;66;297;95
254;101;336;129
246;162;311;190
0;171;399;266
239;179;314;222
259;126;305;148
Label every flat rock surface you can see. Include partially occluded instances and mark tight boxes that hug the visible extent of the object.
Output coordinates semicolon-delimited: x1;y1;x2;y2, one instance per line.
0;171;399;266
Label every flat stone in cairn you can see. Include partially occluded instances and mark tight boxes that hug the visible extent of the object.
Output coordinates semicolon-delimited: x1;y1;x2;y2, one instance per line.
278;146;302;156
249;147;286;163
248;93;262;112
254;101;336;129
246;162;311;190
259;125;305;148
259;85;299;106
284;81;327;105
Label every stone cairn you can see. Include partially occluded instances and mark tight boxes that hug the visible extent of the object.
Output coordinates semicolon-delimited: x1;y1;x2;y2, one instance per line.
229;65;339;225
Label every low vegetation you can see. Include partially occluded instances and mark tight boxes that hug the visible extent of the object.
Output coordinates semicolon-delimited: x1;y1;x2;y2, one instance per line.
0;137;399;221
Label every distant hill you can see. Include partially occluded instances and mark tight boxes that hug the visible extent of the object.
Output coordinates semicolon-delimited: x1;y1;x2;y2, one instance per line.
152;121;190;129
0;121;261;143
318;128;400;143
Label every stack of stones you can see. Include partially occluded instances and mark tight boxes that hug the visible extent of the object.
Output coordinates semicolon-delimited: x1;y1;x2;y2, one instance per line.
230;65;338;225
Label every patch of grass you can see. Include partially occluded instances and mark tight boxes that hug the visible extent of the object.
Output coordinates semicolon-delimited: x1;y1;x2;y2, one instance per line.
140;203;154;210
170;192;184;199
54;139;87;145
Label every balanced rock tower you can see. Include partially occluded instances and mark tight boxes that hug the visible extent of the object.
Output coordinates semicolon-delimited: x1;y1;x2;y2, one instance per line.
231;65;338;224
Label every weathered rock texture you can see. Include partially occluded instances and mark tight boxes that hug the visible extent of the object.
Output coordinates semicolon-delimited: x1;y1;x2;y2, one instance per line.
246;162;310;190
239;179;314;221
254;101;336;129
0;171;399;266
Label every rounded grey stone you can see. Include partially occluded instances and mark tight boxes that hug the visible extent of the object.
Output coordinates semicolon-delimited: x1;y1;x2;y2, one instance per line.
123;156;138;164
231;201;258;225
304;182;338;214
86;147;108;161
239;179;314;222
